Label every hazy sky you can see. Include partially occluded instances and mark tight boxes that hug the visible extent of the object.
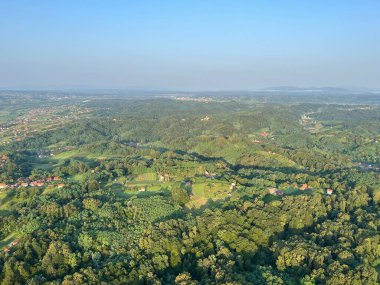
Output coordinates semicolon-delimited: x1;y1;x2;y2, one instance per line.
0;1;379;90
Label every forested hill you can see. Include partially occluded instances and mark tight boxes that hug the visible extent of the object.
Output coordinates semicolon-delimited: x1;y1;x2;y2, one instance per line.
0;93;379;284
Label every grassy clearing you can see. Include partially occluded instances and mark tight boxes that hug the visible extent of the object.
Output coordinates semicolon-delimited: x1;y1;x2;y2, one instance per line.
187;181;231;209
31;158;56;170
0;191;17;210
53;148;126;162
110;180;172;198
0;191;7;200
112;182;170;199
0;192;19;249
187;196;208;208
32;148;113;170
42;185;56;195
67;174;85;182
0;233;17;249
135;172;157;181
53;149;91;160
256;150;300;167
126;181;171;191
0;110;16;123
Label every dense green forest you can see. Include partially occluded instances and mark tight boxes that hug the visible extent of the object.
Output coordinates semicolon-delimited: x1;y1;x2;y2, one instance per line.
0;92;379;284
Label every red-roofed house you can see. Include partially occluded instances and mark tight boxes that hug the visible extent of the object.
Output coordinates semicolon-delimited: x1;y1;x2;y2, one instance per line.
300;184;308;191
9;240;19;247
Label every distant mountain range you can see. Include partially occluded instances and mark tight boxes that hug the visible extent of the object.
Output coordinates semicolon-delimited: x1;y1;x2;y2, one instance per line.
258;86;380;93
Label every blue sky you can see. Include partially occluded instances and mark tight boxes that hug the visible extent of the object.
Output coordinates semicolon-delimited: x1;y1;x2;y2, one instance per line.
0;1;379;90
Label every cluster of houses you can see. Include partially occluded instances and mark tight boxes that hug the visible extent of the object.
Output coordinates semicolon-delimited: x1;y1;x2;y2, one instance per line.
201;115;211;122
175;96;216;103
0;105;92;145
3;239;19;254
0;176;64;190
268;183;334;196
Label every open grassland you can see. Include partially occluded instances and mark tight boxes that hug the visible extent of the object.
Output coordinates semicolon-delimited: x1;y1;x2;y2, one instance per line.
135;172;157;181
0;192;19;249
187;181;231;209
110;180;171;198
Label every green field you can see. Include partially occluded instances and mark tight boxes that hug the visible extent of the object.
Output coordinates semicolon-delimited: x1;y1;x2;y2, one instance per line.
135;172;157;181
187;181;231;208
109;180;171;198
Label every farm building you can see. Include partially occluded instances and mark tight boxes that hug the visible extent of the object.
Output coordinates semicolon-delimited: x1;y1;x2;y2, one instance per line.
275;190;284;196
300;184;309;191
268;187;277;194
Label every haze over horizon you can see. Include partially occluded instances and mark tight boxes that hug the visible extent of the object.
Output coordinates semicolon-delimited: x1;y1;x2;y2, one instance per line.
1;1;379;90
